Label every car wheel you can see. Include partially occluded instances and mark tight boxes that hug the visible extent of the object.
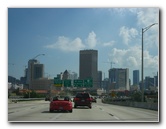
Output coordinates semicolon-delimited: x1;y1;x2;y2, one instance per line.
89;106;92;109
74;105;77;108
49;109;53;112
69;109;73;113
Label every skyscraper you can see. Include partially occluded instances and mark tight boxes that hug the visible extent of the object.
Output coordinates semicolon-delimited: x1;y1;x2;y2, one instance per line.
109;68;129;90
133;70;139;85
34;64;44;79
79;50;98;88
27;59;44;88
62;70;69;80
98;71;102;88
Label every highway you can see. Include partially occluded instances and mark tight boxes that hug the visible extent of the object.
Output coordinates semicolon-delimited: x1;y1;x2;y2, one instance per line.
8;99;158;122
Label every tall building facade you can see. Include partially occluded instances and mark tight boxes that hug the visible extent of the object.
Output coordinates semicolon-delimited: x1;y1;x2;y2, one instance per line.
69;71;78;80
98;71;102;88
133;70;139;85
34;64;44;79
27;59;44;89
79;50;98;88
109;68;129;90
62;70;69;80
145;76;155;90
27;59;37;85
154;72;158;87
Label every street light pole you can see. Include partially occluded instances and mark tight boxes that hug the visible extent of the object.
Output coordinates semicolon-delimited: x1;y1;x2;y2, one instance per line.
33;54;45;59
141;28;144;102
141;23;157;102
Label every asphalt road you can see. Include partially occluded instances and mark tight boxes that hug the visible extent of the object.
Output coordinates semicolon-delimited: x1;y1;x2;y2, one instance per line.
8;99;159;122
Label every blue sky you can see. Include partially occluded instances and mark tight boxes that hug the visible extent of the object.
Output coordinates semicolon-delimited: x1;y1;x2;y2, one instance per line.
8;8;159;83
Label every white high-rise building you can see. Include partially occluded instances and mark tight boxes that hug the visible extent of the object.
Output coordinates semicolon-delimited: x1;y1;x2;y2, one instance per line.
109;68;129;90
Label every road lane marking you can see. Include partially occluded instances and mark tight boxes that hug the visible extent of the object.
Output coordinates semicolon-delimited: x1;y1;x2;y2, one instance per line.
108;113;120;120
99;107;104;111
113;116;120;120
108;113;114;116
8;112;14;114
97;106;120;120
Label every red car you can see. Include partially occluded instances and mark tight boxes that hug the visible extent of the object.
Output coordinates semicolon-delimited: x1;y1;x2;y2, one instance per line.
73;92;92;109
49;96;73;113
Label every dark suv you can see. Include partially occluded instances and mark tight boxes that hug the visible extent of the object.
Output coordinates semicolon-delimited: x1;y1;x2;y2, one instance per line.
73;92;92;108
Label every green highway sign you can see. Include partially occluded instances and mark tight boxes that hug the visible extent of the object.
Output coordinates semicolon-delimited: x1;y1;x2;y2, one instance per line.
54;77;63;87
84;78;93;87
53;77;93;87
64;79;71;87
73;79;83;87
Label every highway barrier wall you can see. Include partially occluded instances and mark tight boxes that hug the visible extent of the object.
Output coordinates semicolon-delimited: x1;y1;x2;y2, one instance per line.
102;99;158;111
8;98;45;103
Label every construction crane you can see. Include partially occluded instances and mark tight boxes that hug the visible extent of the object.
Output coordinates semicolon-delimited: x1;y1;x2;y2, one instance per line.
103;61;115;69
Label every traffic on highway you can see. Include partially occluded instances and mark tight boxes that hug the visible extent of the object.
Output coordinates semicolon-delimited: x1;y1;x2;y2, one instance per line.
8;94;158;122
8;8;159;123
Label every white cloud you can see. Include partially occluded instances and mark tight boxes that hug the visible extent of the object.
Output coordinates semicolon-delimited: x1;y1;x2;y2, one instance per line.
144;51;159;69
108;46;158;71
45;36;85;52
127;56;138;67
107;8;143;17
137;8;159;27
119;26;138;45
110;8;159;26
136;8;159;51
103;41;115;47
113;8;158;48
45;31;98;52
86;31;97;48
111;8;127;15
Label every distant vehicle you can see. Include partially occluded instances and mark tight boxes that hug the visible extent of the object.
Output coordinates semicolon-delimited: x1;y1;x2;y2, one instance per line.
73;92;92;109
45;96;51;101
49;96;73;113
91;96;97;103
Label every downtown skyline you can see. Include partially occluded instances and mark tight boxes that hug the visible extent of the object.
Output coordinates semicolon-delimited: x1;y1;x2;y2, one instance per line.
8;8;159;84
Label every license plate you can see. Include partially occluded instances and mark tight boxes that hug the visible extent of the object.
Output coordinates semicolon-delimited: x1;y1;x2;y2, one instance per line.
81;100;85;102
59;107;63;110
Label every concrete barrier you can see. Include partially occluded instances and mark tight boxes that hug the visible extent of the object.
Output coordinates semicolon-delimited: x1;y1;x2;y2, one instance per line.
8;98;45;103
102;99;158;111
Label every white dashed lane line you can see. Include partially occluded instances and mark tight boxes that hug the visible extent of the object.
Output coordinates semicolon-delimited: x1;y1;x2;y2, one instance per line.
95;105;120;120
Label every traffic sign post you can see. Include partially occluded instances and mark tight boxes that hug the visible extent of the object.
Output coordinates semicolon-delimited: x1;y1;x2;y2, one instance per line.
73;80;83;87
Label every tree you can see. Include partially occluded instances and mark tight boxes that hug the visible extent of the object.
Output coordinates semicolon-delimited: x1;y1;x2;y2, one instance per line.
131;91;142;102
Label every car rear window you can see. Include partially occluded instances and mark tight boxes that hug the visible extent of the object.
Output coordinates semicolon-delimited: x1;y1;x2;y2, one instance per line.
76;93;90;98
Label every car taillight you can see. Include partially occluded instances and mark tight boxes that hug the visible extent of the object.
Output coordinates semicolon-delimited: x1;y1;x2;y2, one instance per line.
74;98;80;101
86;98;92;101
50;101;57;105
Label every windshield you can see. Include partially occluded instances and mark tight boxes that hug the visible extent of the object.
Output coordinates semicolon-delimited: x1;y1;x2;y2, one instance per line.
76;93;90;98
